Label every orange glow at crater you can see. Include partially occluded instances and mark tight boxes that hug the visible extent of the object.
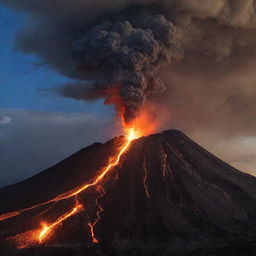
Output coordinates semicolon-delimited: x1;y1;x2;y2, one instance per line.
123;108;158;139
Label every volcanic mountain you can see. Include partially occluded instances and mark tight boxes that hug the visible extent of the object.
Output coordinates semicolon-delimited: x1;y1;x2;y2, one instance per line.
1;130;256;256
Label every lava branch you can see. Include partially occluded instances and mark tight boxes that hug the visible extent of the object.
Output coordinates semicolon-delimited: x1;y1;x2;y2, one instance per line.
143;156;151;199
88;185;106;244
88;223;98;244
38;197;83;243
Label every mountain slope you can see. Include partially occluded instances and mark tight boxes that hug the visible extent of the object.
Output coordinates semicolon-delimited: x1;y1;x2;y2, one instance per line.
0;138;119;213
1;130;256;255
99;130;256;254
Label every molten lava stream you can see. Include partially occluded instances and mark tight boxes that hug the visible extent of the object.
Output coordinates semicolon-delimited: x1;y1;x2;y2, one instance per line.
38;198;83;243
88;185;105;243
88;223;98;244
35;127;141;244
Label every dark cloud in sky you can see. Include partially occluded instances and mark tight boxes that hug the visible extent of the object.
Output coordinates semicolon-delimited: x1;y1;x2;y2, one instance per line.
70;15;178;122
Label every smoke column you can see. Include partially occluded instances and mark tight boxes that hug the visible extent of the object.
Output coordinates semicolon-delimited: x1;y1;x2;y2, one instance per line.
70;15;179;123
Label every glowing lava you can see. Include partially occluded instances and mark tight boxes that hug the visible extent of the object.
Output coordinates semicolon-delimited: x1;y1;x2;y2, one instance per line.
36;127;141;243
88;185;105;243
38;200;83;243
88;222;98;243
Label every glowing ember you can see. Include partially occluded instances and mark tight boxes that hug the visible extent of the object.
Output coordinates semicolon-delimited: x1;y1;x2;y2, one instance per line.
123;108;157;139
88;222;98;243
87;186;105;244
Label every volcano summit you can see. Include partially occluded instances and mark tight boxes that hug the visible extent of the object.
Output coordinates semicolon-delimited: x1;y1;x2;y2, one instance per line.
1;130;256;255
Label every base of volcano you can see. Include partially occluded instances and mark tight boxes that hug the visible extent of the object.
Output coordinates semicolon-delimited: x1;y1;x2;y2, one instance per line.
1;130;256;256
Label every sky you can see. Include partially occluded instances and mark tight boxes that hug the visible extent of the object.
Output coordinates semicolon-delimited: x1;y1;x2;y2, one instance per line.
0;4;112;114
0;1;256;187
0;4;116;186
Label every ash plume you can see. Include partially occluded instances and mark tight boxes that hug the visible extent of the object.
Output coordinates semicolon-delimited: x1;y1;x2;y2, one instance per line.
70;15;178;122
2;0;256;129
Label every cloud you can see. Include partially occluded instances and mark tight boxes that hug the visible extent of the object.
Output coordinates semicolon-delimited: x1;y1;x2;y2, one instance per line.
207;136;256;177
156;55;256;139
0;116;12;125
0;109;116;186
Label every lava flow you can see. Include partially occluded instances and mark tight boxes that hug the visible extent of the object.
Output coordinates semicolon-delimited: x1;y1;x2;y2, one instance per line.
38;199;83;243
36;127;141;244
2;125;140;248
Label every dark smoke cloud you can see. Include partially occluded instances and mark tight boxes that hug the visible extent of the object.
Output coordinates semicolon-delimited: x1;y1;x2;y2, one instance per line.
1;0;256;129
70;15;178;121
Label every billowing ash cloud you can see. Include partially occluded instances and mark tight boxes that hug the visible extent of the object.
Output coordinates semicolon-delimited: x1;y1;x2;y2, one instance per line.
70;15;178;122
2;0;256;126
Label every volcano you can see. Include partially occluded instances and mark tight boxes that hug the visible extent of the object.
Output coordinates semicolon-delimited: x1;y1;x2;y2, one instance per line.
1;130;256;256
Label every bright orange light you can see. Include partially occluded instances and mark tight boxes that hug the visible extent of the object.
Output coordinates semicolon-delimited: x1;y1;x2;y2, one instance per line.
125;126;141;141
122;107;158;140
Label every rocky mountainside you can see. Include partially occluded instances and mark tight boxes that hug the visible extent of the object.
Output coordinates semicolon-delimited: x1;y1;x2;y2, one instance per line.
1;130;256;255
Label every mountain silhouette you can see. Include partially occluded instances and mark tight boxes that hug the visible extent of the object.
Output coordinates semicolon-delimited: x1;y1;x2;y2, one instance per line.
1;130;256;256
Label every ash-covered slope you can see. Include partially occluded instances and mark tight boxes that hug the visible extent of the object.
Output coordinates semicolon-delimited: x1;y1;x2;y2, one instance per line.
99;130;256;254
1;130;256;255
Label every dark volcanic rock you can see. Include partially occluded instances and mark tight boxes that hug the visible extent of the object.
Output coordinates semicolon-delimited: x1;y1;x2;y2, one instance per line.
1;130;256;255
